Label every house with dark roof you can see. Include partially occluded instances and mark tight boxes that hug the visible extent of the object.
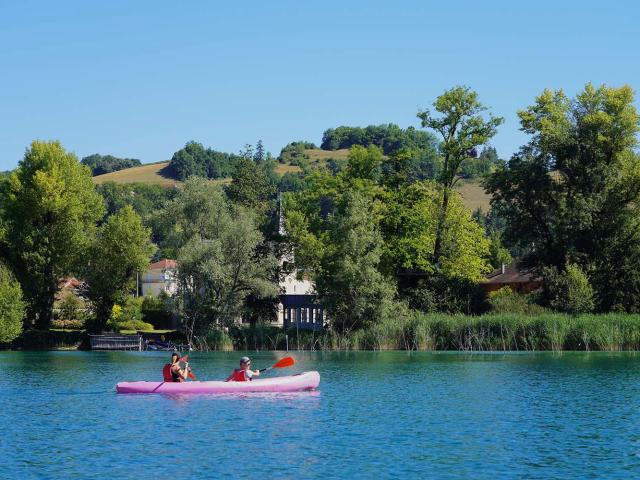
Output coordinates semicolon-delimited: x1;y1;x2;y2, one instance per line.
482;264;542;294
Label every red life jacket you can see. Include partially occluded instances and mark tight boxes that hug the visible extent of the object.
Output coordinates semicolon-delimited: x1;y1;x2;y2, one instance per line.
163;363;184;382
163;364;173;382
231;369;249;382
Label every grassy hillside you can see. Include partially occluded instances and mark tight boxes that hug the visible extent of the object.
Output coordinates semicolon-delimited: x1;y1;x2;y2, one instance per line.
304;148;351;161
455;179;491;212
93;161;178;186
94;160;302;186
274;163;302;174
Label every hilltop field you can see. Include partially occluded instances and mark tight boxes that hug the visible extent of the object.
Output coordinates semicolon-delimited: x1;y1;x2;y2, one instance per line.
92;148;491;212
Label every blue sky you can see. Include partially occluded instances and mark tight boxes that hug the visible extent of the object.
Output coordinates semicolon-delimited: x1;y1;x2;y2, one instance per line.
0;0;638;170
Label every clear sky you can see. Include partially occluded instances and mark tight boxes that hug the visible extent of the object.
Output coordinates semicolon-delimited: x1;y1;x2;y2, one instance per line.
0;0;638;170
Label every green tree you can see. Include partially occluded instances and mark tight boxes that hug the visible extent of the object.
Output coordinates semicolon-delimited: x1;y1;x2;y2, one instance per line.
485;84;640;310
168;141;237;181
343;145;383;182
254;140;266;163
417;86;503;264
320;124;438;155
81;154;141;176
543;264;594;314
0;263;25;343
314;192;396;333
1;141;104;329
84;206;153;332
58;293;81;321
163;178;277;338
283;148;388;276
382;181;491;280
487;230;513;270
225;156;277;217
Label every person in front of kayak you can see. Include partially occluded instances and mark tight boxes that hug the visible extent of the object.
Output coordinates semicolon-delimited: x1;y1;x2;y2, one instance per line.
225;356;260;382
163;352;189;382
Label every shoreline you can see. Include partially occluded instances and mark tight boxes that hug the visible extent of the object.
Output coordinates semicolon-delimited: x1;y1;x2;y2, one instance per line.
7;312;640;353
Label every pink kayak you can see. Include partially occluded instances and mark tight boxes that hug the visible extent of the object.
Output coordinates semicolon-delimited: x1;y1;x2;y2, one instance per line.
116;371;320;394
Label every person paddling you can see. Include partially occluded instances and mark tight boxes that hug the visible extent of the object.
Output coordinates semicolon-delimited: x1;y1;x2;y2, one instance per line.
163;352;190;382
225;356;260;382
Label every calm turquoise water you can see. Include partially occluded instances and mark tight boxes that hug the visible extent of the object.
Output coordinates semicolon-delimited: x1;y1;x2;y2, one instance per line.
4;351;640;479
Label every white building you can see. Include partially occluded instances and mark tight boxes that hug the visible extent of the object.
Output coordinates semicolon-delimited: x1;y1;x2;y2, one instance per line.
141;259;179;297
275;197;324;330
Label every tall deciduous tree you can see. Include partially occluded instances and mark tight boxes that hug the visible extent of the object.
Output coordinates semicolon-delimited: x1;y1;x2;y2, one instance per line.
417;86;502;264
1;141;104;329
486;83;640;311
84;206;154;332
314;191;396;333
163;178;277;337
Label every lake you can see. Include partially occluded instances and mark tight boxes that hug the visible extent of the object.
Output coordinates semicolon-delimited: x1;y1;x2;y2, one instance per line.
3;351;640;479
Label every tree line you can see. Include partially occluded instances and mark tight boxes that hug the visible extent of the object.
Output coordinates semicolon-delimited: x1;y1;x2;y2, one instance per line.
0;82;638;347
81;154;141;176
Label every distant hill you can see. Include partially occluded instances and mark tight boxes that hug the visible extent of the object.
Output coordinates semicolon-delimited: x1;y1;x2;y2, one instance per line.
92;160;301;186
91;150;491;212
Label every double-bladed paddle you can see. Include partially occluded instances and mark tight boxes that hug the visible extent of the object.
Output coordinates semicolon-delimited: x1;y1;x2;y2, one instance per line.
259;356;295;373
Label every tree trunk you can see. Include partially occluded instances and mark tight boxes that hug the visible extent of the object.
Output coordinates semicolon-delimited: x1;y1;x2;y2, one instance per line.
433;187;450;265
35;295;54;330
90;301;113;334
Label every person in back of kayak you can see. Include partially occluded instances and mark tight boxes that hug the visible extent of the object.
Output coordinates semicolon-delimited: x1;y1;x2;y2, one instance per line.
225;356;260;382
163;352;189;382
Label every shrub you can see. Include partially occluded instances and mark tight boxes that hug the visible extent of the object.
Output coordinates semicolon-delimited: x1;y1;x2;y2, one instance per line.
51;319;86;330
400;274;486;314
106;297;153;332
141;293;174;329
58;294;82;322
487;287;547;315
543;264;595;314
0;264;25;344
192;328;234;351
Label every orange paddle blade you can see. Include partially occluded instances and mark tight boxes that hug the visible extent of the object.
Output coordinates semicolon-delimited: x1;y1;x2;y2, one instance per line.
272;356;295;369
188;371;196;380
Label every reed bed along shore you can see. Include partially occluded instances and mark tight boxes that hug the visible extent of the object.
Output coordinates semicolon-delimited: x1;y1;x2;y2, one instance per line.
220;313;640;352
10;313;640;352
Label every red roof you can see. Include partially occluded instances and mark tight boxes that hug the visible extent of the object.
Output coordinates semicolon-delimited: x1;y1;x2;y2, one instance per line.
58;277;82;289
148;259;178;270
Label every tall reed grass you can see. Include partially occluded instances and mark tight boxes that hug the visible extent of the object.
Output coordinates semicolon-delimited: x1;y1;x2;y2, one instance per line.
225;313;640;352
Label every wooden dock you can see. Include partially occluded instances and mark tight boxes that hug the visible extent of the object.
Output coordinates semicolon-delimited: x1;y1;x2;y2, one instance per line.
89;334;143;351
